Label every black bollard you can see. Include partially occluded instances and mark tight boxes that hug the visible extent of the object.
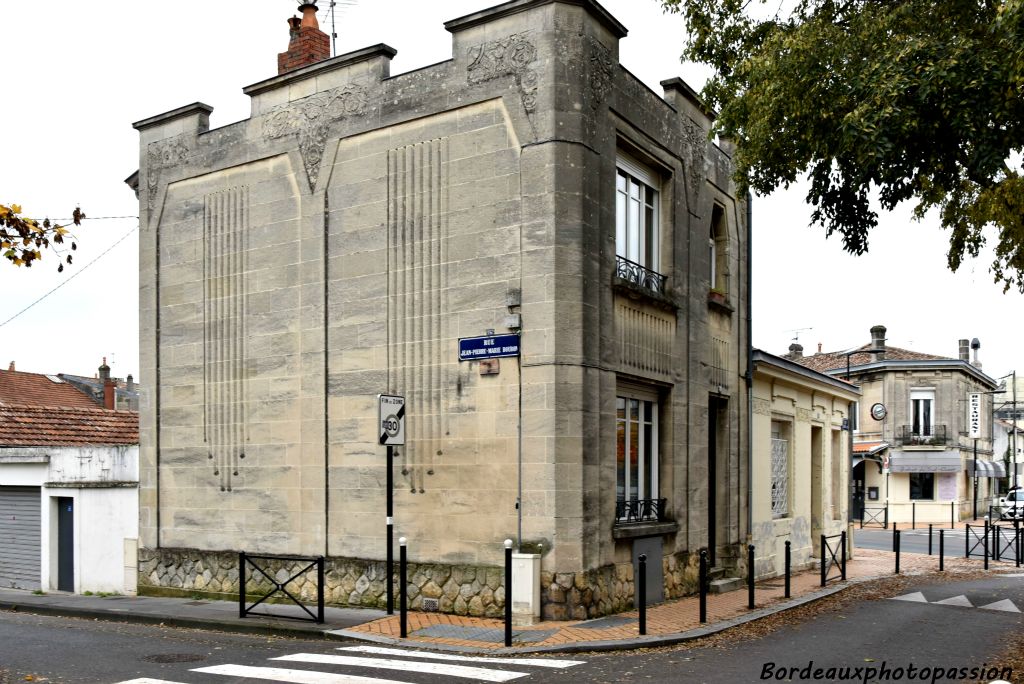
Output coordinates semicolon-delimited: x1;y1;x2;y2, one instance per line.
895;530;901;574
912;502;916;530
984;522;990;570
892;524;898;552
965;523;971;558
504;539;513;647
841;531;847;581
784;541;791;598
747;545;755;609
699;548;708;624
928;524;933;555
820;534;826;587
238;551;247;618
939;529;945;571
399;537;408;638
638;553;647;635
951;501;955;529
317;556;325;624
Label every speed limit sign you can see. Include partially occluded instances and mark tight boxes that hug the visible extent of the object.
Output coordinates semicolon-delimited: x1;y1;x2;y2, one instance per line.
378;394;405;446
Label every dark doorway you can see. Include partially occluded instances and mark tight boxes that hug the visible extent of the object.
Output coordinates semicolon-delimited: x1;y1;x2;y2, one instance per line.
707;399;717;566
57;497;74;592
851;461;866;521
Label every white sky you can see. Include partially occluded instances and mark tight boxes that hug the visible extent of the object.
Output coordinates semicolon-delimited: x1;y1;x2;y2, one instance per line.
1;0;1020;384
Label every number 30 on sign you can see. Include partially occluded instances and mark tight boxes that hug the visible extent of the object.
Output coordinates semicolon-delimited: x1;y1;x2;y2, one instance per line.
378;394;405;446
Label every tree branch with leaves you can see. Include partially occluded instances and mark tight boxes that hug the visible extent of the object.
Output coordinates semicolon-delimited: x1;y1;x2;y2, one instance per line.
0;203;82;271
663;0;1024;291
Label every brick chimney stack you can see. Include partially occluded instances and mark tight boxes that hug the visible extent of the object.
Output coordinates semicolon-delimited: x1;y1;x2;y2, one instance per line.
99;357;116;410
277;3;330;75
869;325;887;361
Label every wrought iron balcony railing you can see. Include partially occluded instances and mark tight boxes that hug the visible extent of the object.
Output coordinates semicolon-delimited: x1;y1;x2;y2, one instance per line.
896;424;948;446
615;255;667;296
615;497;668;524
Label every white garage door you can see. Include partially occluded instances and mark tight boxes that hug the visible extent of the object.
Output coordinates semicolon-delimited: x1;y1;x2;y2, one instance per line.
0;486;41;590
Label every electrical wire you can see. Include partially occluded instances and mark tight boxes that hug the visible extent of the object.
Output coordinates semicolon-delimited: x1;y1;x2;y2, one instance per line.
0;223;139;329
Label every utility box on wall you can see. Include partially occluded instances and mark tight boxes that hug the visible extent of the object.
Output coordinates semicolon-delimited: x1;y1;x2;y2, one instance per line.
511;552;541;625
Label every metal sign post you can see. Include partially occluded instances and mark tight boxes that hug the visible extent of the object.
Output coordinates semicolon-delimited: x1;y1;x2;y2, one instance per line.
378;394;405;615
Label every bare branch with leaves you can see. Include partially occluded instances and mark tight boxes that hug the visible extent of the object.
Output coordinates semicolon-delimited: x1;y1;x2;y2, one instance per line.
0;203;82;272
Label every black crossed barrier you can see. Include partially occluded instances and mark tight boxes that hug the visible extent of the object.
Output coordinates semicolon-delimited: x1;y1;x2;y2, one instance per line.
819;532;847;587
993;526;1020;565
238;552;325;624
860;505;888;529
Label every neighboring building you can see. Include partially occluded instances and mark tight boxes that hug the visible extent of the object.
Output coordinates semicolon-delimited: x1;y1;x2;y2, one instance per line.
793;326;1000;524
993;419;1024;492
993;373;1023;423
130;0;750;617
751;350;859;578
59;359;141;412
0;366;139;594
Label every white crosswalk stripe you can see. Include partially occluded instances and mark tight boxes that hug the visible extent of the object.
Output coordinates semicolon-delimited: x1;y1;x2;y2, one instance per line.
337;645;585;668
191;665;408;683
271;653;528;682
113;644;584;684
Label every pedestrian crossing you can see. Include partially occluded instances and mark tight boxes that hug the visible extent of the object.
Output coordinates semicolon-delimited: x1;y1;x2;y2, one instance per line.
114;645;585;684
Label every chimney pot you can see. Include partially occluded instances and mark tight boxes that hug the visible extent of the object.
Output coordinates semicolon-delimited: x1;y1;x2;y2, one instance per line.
959;338;970;362
787;342;804;359
7;361;13;372
869;325;887;361
278;2;330;74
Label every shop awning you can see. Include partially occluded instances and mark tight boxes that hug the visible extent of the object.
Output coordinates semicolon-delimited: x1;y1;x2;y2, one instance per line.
889;452;962;473
966;460;1008;478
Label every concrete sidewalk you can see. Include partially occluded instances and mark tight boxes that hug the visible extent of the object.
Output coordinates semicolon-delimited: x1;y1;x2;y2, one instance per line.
0;587;385;638
1;547;1019;653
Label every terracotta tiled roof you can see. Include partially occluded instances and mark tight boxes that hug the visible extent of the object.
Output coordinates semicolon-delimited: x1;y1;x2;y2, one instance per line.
853;441;889;455
0;369;100;409
795;344;949;374
0;405;138;446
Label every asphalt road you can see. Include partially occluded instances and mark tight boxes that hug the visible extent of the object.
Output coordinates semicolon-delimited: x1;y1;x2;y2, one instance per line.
857;526;1024;562
2;574;1023;684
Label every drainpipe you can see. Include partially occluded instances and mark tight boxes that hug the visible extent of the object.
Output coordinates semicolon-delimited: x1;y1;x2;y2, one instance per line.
745;192;753;541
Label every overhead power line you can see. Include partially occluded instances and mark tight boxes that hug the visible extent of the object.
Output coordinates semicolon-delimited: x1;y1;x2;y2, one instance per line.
0;223;140;329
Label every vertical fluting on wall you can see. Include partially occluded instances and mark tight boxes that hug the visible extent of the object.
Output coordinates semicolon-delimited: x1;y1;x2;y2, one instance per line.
387;139;449;493
204;187;249;492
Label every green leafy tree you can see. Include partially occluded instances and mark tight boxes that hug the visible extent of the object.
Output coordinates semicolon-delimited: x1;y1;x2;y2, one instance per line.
662;0;1024;290
0;203;81;271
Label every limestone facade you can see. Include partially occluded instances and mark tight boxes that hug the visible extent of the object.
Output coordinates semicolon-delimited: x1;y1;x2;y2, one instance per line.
133;0;749;617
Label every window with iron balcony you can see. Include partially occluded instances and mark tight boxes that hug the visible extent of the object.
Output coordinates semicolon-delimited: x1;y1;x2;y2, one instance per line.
615;154;666;297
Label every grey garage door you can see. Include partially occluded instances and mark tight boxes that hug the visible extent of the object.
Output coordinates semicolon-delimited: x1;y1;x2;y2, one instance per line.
0;486;41;590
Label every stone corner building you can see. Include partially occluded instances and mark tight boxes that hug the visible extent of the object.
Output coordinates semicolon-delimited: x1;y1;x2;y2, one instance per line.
131;0;750;619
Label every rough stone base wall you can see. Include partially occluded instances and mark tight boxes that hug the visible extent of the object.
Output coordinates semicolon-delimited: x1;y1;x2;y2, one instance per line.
139;547;702;619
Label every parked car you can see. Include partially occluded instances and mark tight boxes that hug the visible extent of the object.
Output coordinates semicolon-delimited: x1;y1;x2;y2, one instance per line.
998;487;1024;520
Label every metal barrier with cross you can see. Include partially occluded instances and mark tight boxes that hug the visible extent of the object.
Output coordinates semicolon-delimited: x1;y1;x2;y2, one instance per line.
965;524;988;559
819;532;847;587
993;525;1019;563
238;552;325;624
860;505;888;529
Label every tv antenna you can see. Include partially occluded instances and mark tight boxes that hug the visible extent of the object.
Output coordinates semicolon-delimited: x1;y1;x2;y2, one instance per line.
786;327;813;343
322;1;357;57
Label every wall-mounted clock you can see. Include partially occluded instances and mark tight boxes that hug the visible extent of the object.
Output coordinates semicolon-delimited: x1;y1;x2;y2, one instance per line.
870;402;887;421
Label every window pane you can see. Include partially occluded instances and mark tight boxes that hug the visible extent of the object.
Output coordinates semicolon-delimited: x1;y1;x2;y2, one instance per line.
923;400;931;435
629;399;639;501
643;417;653;499
616;398;626;501
913;399;921;434
616;188;627;258
628;195;641;262
644;200;656;268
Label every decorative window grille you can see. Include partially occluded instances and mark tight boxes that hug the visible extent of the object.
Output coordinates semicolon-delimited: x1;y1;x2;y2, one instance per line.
771;437;789;519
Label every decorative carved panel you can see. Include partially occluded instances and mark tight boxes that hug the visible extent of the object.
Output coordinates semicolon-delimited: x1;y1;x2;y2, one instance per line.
203;186;249;492
467;33;538;113
615;299;675;377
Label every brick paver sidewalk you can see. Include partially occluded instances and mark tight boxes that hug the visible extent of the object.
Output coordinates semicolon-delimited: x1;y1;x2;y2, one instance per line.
344;547;1022;651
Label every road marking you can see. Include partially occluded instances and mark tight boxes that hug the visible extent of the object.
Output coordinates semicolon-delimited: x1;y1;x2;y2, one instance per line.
114;680;189;684
192;665;407;683
337;645;584;668
934;595;974;607
979;599;1021;612
273;653;527;682
891;592;928;602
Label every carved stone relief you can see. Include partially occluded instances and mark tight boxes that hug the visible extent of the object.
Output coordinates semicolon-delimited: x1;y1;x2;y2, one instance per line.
145;137;189;212
682;118;707;200
587;37;613;109
752;398;772;416
467;33;538;113
263;84;369;191
796;407;813;423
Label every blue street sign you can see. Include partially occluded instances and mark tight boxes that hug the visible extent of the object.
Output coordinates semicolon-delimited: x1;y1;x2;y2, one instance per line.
458;334;521;361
